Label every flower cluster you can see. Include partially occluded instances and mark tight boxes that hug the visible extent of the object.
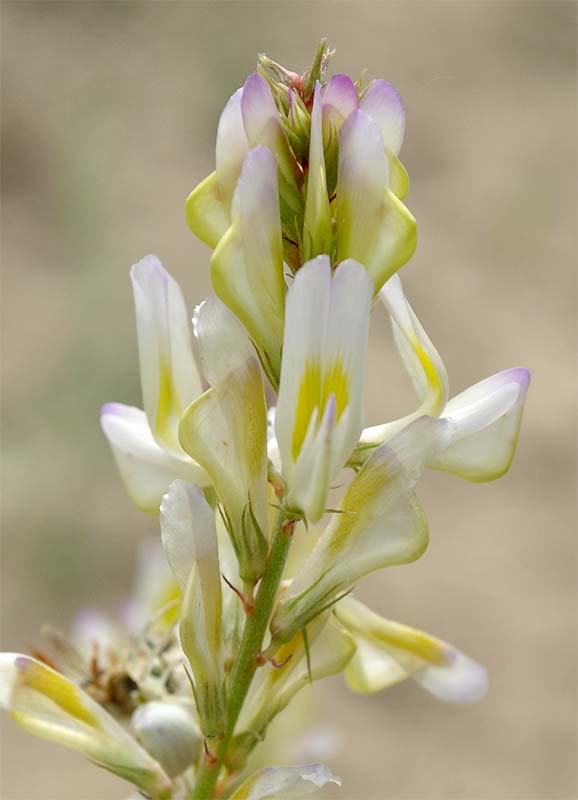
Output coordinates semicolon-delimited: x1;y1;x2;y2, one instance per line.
0;42;529;799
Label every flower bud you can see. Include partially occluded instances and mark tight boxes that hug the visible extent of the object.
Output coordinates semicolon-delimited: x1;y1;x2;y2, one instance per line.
160;481;227;738
132;701;201;778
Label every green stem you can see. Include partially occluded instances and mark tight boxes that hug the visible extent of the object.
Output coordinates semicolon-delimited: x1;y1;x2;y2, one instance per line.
190;509;293;799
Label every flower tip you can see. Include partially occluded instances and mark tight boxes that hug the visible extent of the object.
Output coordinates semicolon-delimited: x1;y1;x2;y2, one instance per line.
129;254;166;284
242;71;273;110
511;366;531;392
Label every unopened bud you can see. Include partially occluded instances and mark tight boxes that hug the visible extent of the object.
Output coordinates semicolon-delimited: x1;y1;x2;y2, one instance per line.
132;702;201;778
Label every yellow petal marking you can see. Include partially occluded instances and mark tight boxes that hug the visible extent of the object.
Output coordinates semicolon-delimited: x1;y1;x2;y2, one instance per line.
412;335;444;415
371;622;449;666
17;660;98;727
291;357;350;461
155;360;181;450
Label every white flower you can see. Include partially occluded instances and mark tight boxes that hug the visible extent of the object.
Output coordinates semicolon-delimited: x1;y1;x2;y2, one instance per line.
275;256;373;522
272;416;454;644
335;597;488;702
178;297;269;583
230;762;341;800
101;256;208;513
362;273;530;481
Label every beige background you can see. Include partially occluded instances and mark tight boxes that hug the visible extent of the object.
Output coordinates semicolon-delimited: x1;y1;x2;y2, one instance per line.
1;2;576;798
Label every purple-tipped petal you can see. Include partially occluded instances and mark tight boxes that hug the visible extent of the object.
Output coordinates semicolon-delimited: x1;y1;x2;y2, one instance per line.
336;597;488;703
360;79;405;156
100;402;208;512
303;82;332;260
336;109;416;292
211;144;285;378
322;74;358;122
216;87;249;211
241;73;295;185
430;367;531;481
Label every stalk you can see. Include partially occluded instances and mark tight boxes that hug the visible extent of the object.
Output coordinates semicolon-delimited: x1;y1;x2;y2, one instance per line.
190;508;294;799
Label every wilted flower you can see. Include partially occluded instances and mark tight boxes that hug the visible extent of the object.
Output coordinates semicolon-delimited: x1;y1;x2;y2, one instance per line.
0;653;173;797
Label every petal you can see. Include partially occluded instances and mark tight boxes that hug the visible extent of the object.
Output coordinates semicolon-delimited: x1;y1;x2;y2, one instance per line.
273;417;453;642
430;367;531;481
302;82;332;261
211;146;285;383
285;396;336;523
185;171;230;249
388;152;410;200
130;256;202;453
322;74;359;124
0;654;171;796
358;80;408;199
160;481;226;738
241;73;296;189
275;256;331;506
215;87;250;212
336;597;488;703
275;257;373;522
336;110;417;293
362;274;449;445
179;298;269;583
100;403;208;514
321;73;358;196
359;79;405;156
231;763;340;800
160;481;216;594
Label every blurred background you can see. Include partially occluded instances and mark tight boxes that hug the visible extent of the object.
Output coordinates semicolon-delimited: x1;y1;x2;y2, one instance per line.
1;2;576;798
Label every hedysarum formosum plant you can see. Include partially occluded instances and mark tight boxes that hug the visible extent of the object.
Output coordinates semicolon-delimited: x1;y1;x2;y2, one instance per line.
1;41;530;799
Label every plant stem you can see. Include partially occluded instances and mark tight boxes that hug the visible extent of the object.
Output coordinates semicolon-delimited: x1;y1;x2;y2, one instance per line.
190;509;293;799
